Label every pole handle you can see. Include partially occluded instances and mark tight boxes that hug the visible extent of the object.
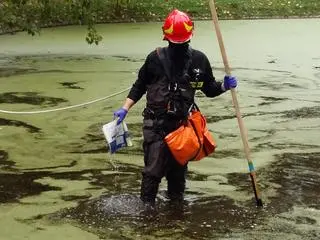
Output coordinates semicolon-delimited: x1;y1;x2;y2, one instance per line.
209;0;251;161
209;0;263;206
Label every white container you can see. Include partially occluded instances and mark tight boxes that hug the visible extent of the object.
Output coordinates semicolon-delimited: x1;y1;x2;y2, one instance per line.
102;120;133;154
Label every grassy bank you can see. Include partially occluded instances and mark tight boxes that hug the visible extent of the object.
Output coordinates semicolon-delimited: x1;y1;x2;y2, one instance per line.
98;0;320;22
1;0;319;42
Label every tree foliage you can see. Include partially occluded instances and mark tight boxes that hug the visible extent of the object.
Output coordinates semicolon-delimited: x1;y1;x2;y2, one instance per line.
1;0;319;45
0;0;102;44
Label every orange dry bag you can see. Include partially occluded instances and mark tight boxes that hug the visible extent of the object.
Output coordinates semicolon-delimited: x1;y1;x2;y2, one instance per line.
194;114;216;161
164;110;216;166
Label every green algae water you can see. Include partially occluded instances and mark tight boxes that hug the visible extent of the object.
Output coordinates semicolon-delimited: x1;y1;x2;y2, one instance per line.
0;19;320;239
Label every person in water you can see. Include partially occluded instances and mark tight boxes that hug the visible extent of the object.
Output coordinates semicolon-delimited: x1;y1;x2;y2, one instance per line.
113;9;237;206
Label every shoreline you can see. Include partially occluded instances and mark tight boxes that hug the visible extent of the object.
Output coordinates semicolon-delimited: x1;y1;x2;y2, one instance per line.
1;15;319;36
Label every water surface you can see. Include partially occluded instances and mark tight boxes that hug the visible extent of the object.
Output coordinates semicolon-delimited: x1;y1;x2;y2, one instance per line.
0;19;319;239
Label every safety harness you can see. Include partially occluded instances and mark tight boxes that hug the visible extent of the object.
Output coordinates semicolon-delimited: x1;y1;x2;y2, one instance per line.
153;47;216;164
156;46;196;120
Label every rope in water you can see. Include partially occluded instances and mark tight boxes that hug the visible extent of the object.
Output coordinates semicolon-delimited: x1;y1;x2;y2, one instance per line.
0;87;131;115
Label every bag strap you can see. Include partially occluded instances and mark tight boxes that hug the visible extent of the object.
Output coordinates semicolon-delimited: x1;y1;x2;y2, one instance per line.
188;118;203;161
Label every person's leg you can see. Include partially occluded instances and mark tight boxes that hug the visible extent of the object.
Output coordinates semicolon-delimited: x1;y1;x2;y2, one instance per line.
165;154;188;202
140;174;160;205
140;136;168;205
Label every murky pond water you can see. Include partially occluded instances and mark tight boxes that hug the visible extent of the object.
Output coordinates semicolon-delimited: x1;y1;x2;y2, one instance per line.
0;19;320;239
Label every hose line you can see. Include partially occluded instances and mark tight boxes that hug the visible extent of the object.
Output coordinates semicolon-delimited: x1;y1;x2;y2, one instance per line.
0;87;131;115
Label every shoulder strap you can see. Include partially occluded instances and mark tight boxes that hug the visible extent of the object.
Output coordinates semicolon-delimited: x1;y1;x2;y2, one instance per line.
156;47;172;80
183;46;193;76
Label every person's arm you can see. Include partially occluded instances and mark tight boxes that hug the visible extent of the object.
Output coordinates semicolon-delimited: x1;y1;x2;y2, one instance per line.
200;53;237;97
200;54;224;97
114;52;153;124
113;98;135;125
122;98;135;111
126;61;148;103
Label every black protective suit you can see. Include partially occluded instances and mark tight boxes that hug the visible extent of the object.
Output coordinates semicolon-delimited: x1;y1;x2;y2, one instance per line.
127;42;224;204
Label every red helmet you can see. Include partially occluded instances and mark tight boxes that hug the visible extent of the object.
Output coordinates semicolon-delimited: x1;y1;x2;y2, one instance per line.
162;9;194;44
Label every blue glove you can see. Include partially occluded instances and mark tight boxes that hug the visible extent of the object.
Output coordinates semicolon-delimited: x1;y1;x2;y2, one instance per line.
223;75;237;91
114;108;128;125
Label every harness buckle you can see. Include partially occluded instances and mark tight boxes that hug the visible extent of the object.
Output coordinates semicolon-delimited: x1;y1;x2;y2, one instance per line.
168;82;178;92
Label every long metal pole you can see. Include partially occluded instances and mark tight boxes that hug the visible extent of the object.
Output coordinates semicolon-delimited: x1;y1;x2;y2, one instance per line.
209;0;263;207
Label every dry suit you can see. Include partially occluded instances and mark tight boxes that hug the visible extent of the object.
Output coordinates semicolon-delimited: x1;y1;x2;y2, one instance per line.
127;42;224;204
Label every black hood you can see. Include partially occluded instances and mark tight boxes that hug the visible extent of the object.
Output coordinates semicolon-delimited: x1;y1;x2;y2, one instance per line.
167;41;192;75
168;41;190;57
